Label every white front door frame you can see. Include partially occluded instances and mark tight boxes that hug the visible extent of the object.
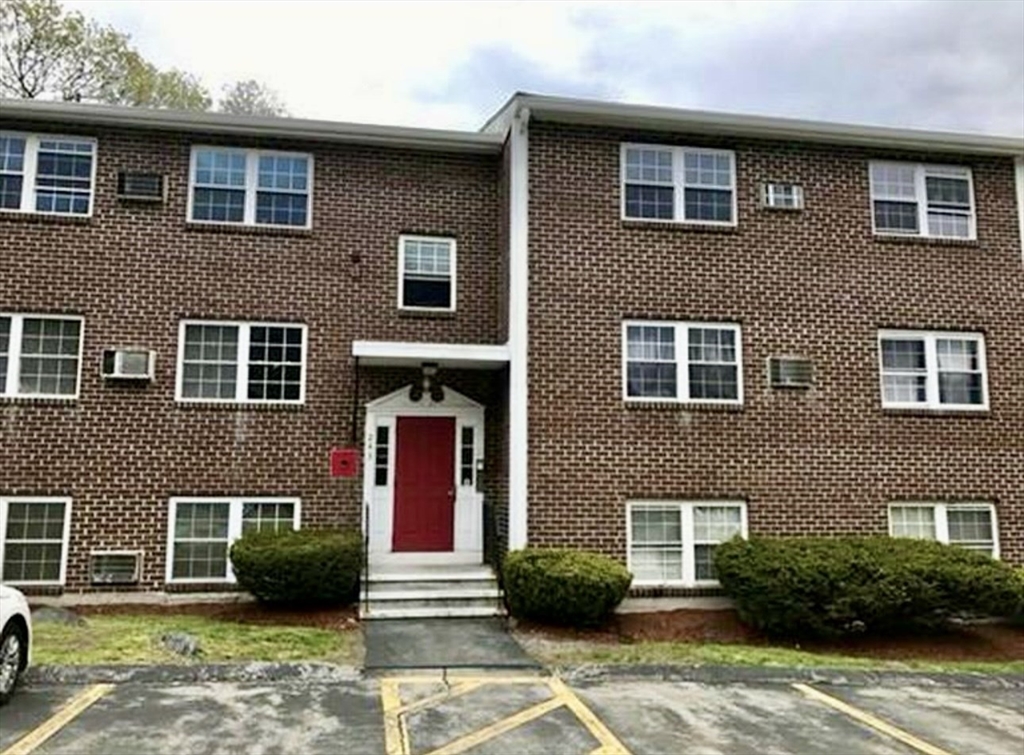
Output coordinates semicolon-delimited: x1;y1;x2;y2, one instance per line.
363;385;485;566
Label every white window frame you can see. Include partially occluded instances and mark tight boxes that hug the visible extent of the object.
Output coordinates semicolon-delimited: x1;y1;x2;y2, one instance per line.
165;496;301;584
175;320;308;405
620;143;738;226
186;146;314;229
1;313;85;400
869;161;976;240
622;320;744;405
397;235;458;312
888;502;999;559
0;132;98;217
0;496;73;586
877;330;988;411
627;500;748;587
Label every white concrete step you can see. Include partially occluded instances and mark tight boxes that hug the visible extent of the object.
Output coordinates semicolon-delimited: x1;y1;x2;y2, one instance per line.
366;567;496;583
361;605;506;620
366;579;499;594
366;587;501;602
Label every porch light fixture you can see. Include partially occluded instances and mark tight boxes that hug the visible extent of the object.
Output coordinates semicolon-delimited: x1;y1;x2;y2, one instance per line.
410;362;444;403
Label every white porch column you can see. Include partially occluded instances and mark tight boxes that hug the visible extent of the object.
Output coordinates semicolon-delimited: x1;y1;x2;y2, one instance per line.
507;106;530;550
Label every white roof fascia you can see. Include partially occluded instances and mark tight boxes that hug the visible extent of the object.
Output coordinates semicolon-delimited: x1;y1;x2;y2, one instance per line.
0;99;503;154
484;93;1024;157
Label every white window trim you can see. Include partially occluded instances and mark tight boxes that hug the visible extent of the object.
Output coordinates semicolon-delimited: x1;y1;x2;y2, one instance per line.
620;143;738;227
0;131;98;217
627;500;748;587
877;329;988;411
869;161;977;241
888;502;999;559
174;320;308;405
1;313;85;400
186;146;314;229
622;320;744;405
0;496;73;586
165;496;301;584
397;235;458;312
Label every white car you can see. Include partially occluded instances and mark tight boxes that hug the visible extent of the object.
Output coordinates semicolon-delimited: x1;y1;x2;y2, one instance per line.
0;584;32;705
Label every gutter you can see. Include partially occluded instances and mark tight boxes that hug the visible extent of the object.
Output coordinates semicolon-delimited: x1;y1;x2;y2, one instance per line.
486;94;1024;157
0;99;504;154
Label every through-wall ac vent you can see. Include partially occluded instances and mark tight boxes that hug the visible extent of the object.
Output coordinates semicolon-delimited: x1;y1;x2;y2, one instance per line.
762;182;804;210
102;349;155;380
117;171;166;202
769;357;813;388
90;551;142;585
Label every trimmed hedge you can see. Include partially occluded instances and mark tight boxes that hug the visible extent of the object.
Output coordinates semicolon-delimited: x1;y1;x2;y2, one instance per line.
230;528;362;606
503;548;632;627
714;536;1021;639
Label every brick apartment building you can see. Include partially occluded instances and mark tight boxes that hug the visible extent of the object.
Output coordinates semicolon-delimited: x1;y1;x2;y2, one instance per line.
2;94;1022;616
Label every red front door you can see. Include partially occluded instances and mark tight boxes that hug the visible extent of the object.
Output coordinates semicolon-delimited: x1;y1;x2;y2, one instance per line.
393;416;456;551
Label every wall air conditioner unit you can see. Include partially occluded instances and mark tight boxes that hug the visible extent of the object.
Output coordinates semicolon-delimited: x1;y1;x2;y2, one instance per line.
102;349;155;380
769;356;813;388
90;551;142;585
762;182;804;210
117;171;166;202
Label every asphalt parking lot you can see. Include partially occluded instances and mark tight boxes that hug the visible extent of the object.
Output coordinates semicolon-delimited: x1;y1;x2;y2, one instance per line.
1;672;1021;755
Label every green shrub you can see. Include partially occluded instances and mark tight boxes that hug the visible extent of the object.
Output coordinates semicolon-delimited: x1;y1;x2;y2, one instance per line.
1013;568;1024;625
503;548;632;627
230;529;362;606
714;536;1020;639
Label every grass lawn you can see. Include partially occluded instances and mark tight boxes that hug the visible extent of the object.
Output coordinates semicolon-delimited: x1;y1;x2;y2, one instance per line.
33;615;363;666
516;636;1024;675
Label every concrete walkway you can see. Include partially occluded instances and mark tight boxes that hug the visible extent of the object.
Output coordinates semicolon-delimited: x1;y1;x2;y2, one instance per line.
363;618;540;670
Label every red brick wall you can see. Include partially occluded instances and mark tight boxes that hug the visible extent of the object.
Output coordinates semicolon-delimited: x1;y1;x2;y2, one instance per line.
0;119;503;591
525;121;1024;566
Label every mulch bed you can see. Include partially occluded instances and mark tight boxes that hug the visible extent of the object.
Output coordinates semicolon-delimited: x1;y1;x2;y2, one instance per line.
517;609;1024;663
71;603;1023;663
75;602;359;632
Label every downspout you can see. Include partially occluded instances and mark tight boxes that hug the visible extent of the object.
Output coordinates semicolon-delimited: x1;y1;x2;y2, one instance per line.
507;106;530;550
1015;156;1024;267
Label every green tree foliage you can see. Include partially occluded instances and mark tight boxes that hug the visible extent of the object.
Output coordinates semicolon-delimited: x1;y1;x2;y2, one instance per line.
1;0;285;114
0;0;211;108
219;78;288;117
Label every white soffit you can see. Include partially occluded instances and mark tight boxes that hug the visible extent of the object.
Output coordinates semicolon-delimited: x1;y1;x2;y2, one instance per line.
352;341;510;370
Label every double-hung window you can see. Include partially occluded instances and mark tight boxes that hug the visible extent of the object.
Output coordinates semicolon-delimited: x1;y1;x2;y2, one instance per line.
628;501;746;586
189;147;312;228
0;132;96;216
622;144;736;224
878;330;987;410
167;498;299;582
624;321;743;404
0;497;73;585
1;314;84;399
870;162;975;239
889;503;998;558
176;321;307;404
398;236;456;310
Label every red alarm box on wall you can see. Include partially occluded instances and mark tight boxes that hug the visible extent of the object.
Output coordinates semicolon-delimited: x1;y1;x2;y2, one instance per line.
329;447;360;478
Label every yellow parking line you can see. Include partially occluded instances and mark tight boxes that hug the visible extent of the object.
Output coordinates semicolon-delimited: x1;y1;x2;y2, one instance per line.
548;677;631;755
423;696;566;755
793;683;954;755
396;681;485;717
1;683;114;755
380;679;410;755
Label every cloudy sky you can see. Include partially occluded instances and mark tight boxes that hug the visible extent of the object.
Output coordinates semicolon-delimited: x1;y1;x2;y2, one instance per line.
64;0;1024;136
